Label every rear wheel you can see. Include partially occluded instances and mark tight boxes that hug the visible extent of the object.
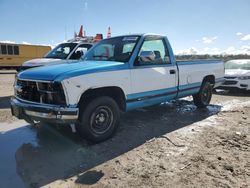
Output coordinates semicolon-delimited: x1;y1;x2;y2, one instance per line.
77;96;120;142
193;81;213;108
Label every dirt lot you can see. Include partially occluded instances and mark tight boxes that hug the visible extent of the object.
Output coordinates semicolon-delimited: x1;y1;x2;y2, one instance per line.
0;73;249;188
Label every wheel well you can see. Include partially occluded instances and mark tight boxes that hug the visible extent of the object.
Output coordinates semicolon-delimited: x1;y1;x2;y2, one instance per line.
78;87;126;112
203;75;215;85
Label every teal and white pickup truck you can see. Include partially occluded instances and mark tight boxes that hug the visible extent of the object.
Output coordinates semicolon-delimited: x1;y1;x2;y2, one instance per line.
11;34;225;142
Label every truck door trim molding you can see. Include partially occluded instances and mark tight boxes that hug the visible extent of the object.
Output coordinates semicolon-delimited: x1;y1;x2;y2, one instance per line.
126;82;203;104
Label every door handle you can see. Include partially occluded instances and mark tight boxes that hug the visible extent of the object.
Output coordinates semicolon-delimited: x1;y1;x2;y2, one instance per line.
169;69;176;74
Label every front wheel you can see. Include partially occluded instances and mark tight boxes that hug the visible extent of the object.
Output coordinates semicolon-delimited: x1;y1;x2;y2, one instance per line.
193;81;213;108
77;96;120;142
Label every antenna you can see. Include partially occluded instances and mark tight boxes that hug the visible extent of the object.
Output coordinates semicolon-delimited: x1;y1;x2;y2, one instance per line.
64;26;67;40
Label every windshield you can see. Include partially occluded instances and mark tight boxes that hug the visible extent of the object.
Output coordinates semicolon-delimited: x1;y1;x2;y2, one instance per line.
225;60;250;70
83;36;140;63
45;43;77;59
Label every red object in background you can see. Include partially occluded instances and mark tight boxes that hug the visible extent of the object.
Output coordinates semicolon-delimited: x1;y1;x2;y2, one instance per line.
78;25;84;37
107;27;111;38
93;34;103;43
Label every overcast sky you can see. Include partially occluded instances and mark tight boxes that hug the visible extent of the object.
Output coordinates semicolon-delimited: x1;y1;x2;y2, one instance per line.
0;0;250;54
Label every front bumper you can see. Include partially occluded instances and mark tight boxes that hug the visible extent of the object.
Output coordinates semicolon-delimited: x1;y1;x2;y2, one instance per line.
214;78;226;88
10;97;79;123
218;78;250;91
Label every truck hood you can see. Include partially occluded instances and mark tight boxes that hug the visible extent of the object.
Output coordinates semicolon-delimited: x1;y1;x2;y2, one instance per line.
225;69;250;77
22;58;76;67
18;60;129;81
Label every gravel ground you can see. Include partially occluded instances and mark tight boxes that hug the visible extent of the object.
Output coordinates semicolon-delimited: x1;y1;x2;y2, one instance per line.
0;73;17;123
0;73;249;188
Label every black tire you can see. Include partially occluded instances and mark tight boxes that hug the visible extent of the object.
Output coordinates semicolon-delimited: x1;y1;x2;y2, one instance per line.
193;81;213;108
77;96;120;142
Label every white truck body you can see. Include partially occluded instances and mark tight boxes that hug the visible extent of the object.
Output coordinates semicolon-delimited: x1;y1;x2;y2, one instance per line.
11;34;225;141
61;60;224;110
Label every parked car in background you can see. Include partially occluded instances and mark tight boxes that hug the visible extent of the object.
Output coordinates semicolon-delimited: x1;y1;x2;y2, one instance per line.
218;59;250;91
19;39;93;71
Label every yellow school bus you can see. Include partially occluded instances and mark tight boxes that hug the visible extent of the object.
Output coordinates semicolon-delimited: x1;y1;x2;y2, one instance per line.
0;43;51;68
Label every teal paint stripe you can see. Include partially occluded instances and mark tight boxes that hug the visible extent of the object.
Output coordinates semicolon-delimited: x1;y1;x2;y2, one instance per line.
125;82;203;111
178;82;201;90
177;88;200;98
127;82;202;102
126;86;177;101
126;94;176;111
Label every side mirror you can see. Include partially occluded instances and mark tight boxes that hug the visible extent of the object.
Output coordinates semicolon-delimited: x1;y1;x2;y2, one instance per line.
138;51;155;63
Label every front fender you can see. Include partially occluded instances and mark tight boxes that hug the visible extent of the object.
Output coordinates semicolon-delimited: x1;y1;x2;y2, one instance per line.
61;70;131;106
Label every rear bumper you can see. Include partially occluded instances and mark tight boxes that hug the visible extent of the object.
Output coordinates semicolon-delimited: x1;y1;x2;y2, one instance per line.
10;97;79;123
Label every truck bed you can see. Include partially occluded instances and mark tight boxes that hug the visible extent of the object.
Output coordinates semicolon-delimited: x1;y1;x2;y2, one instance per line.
176;59;224;98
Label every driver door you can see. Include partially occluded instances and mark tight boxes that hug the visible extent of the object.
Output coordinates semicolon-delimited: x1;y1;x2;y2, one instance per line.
128;37;177;109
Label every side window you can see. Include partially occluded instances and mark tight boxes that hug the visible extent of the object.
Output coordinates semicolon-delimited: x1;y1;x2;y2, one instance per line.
70;45;89;60
123;43;136;53
93;44;114;60
14;46;19;55
137;38;170;65
1;45;7;55
7;45;13;55
55;46;70;55
62;47;70;54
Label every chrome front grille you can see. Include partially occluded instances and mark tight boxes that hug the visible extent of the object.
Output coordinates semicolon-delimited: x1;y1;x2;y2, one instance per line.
15;79;66;105
16;80;40;102
224;80;238;85
224;76;237;79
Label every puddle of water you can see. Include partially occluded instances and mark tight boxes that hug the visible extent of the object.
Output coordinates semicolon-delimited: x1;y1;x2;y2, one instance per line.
0;121;37;188
0;120;93;187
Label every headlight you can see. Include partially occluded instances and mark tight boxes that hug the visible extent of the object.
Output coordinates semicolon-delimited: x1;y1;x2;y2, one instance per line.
238;76;250;80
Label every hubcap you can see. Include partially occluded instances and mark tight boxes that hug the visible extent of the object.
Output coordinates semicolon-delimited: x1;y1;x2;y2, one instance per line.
90;106;114;134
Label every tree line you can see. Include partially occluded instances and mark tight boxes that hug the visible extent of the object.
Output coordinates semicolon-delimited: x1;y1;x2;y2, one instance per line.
175;54;250;62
